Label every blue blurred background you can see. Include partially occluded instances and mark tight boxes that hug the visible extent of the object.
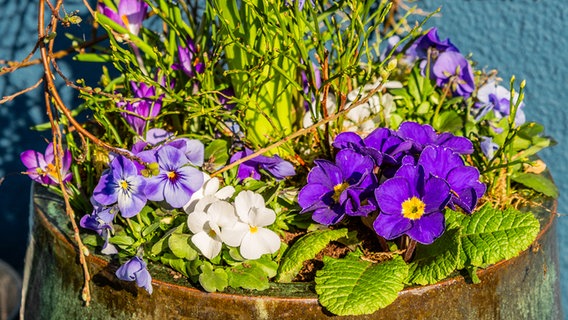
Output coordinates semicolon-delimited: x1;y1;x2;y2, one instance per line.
1;0;566;314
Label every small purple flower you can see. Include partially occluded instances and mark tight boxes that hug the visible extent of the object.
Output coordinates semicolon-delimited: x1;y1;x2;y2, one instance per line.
164;138;205;167
230;148;296;181
20;142;72;185
172;38;205;78
92;155;147;218
480;136;499;160
475;80;526;125
118;82;162;136
144;145;204;208
406;27;458;62
431;51;475;98
298;149;378;225
116;256;153;294
373;164;451;244
396;121;473;155
418;146;486;214
80;203;119;255
98;0;148;35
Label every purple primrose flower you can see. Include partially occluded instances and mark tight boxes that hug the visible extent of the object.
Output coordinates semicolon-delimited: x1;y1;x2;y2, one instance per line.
116;256;153;294
397;121;473;155
20;142;72;185
144;145;204;208
418;146;486;214
298;149;378;225
373;164;451;245
92;155;147;218
230;148;296;181
99;0;148;35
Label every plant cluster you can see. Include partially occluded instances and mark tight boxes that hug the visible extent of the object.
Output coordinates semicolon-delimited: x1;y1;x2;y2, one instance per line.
11;0;556;315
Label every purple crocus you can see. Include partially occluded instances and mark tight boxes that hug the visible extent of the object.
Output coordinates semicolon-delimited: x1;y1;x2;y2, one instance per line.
396;121;473;155
144;145;204;208
20;142;72;185
92;155;147;218
229;148;296;181
475;80;526;125
373;164;451;244
116;256;153;294
298;149;378;225
172;38;205;78
118;81;162;136
418;146;486;213
98;0;147;35
431;51;475;98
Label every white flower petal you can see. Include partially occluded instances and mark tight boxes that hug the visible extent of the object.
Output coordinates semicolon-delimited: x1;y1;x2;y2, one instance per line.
191;232;222;260
187;210;209;234
203;175;220;196
249;207;276;227
239;228;281;260
221;221;249;247
215;186;235;200
208;201;237;227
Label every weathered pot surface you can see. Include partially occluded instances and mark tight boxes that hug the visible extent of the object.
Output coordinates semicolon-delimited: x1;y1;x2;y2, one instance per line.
21;185;562;319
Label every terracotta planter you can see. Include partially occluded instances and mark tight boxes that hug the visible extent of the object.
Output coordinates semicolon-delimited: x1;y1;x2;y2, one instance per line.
21;184;562;319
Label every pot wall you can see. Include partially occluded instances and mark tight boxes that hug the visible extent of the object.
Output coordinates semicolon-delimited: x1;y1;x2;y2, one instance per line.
21;185;562;319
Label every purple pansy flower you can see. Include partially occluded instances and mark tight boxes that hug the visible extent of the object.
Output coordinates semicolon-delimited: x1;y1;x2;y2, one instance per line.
373;164;451;244
144;145;204;208
298;149;378;225
164;138;205;167
475;80;526;125
229;148;296;181
20;142;73;185
80;203;119;255
98;0;148;35
172;38;205;78
397;121;473;155
418;146;486;213
92;155;147;218
118;82;162;135
406;27;458;62
431;51;475;98
116;256;153;294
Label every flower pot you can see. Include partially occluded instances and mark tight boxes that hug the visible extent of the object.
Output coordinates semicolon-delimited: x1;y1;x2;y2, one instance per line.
21;184;562;319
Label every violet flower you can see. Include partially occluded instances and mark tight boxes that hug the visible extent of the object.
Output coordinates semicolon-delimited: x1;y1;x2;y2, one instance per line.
431;51;475;98
480;136;499;160
418;146;486;214
119;82;162;136
172;38;205;78
80;203;119;255
92;155;148;218
229;148;295;181
475;80;526;125
116;256;153;294
373;164;450;244
20;142;72;185
406;27;458;62
144;145;204;208
298;149;378;225
98;0;147;35
396;121;473;155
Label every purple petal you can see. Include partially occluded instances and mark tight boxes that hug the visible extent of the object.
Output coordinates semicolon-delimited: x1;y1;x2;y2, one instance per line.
405;211;445;244
423;176;451;214
375;176;411;214
373;212;412;240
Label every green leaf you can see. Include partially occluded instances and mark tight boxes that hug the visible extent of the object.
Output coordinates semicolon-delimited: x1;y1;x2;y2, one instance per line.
512;172;559;198
160;253;189;277
199;263;228;292
228;262;270;291
433;110;463;133
204;139;230;171
446;205;540;268
315;254;408;316
73;53;112;63
109;233;135;246
150;234;169;256
276;228;349;282
168;233;198;260
406;227;461;285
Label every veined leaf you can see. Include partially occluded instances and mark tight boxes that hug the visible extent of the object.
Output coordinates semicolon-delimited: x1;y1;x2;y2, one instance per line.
276;228;349;282
315;254;408;316
512;172;559;198
446;205;540;268
199;263;228;292
228;262;270;291
406;227;461;285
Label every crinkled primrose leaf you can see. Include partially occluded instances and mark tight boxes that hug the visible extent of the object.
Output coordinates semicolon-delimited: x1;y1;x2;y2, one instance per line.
406;227;461;285
315;253;408;316
276;228;349;283
446;204;540;268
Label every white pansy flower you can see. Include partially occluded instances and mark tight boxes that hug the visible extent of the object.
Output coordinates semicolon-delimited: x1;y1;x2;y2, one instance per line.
184;173;235;214
222;190;281;260
187;199;237;259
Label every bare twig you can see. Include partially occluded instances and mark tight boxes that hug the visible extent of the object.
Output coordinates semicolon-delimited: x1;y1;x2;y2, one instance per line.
0;78;43;104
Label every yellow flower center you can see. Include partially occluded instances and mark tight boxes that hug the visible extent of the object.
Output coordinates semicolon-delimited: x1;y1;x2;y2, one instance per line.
401;196;426;220
332;182;349;202
167;171;177;181
119;180;129;190
249;226;258;234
